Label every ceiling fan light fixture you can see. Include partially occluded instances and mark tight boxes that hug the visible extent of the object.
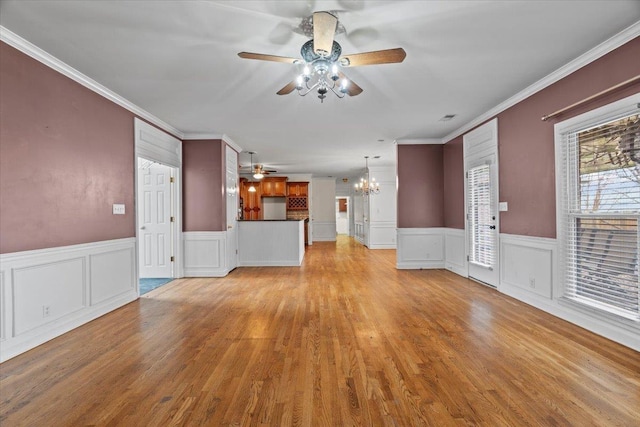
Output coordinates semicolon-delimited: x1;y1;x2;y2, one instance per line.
253;172;264;180
340;79;349;93
238;11;405;103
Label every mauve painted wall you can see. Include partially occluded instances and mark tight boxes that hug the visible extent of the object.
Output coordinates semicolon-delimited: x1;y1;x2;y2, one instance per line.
495;37;640;238
443;136;464;229
0;42;136;254
182;139;225;232
397;145;444;228
402;39;639;237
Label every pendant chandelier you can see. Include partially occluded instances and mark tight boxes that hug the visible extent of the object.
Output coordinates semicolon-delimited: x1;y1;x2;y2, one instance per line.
354;156;380;195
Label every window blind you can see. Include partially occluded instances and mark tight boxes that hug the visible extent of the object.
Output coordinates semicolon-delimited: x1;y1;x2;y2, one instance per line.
468;164;494;269
561;113;639;319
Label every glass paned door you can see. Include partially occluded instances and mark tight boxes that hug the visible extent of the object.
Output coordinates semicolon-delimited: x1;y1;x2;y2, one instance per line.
467;157;499;287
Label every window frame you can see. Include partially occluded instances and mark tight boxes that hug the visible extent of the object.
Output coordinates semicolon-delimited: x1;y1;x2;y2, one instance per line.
554;93;640;327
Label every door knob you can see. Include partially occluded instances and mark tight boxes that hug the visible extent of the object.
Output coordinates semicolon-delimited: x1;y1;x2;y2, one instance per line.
228;225;233;229
489;225;496;230
140;226;146;230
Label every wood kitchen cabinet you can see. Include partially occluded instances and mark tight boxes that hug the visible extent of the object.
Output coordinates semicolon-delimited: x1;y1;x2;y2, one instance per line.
287;182;308;197
261;177;287;197
240;179;262;220
286;182;309;210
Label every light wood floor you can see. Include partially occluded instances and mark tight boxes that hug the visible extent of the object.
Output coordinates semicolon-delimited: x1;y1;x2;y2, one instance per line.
1;236;639;426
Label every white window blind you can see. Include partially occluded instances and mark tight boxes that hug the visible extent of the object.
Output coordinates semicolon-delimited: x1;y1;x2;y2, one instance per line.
560;112;639;320
468;164;494;269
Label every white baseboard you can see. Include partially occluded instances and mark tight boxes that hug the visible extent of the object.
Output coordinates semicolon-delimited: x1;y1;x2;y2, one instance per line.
183;232;230;277
0;238;137;362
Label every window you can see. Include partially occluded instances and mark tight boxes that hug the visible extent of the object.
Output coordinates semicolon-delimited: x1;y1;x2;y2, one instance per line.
557;96;639;321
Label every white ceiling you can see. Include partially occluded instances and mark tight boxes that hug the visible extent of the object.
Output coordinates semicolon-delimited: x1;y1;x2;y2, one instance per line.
1;0;639;178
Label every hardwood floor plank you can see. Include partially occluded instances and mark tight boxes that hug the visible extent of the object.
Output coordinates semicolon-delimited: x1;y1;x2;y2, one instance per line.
1;236;639;426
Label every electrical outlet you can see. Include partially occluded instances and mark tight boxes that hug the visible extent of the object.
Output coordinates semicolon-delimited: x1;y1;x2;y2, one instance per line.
529;278;536;288
42;305;51;317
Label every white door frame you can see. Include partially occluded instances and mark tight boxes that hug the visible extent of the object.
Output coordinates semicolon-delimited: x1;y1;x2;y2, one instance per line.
225;144;239;272
464;118;499;288
134;118;183;285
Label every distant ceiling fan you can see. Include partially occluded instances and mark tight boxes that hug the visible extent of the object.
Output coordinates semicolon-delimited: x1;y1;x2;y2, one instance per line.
241;152;277;179
238;11;406;102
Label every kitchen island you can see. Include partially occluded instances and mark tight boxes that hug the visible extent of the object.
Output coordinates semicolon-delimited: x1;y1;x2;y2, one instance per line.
237;219;305;266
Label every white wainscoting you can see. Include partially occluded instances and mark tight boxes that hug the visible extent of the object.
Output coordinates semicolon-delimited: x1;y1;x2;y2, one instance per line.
183;232;230;277
497;233;639;351
397;228;445;269
397;227;467;271
312;221;337;242
368;222;397;249
500;233;555;299
0;238;137;362
398;230;638;349
444;228;467;277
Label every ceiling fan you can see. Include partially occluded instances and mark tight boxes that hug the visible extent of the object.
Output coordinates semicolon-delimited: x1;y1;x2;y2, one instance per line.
238;11;406;101
241;152;277;179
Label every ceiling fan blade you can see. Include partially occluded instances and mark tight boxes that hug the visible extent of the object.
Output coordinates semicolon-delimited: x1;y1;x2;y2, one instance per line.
339;47;406;67
238;52;299;64
338;72;363;96
277;80;297;95
313;11;337;56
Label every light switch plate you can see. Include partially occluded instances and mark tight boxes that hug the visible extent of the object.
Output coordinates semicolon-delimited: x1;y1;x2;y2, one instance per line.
499;202;508;212
113;204;125;215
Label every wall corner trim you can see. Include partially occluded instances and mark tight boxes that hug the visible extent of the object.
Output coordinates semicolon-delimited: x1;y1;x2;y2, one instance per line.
222;134;243;153
0;25;184;140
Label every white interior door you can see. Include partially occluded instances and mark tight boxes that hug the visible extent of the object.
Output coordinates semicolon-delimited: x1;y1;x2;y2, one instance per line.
464;118;499;288
138;163;173;278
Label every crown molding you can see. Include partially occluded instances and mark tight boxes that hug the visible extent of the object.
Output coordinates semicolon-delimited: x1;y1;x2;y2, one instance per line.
182;133;223;140
0;26;184;140
442;21;640;144
222;134;243;153
395;138;443;145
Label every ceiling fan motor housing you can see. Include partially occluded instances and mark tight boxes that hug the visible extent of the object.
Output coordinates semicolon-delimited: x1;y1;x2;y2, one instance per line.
301;40;342;63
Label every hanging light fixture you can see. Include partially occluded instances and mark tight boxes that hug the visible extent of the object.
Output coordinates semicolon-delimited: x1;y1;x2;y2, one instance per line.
294;40;350;103
247;151;265;180
354;156;380;195
248;184;257;193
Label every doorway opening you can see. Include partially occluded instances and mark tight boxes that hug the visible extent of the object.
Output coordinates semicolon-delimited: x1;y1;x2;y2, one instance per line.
336;197;349;235
134;117;183;296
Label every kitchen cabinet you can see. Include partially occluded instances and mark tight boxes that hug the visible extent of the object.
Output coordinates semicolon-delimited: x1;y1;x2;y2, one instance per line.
240;179;262;220
287;182;308;197
286;182;309;210
261;177;287;197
